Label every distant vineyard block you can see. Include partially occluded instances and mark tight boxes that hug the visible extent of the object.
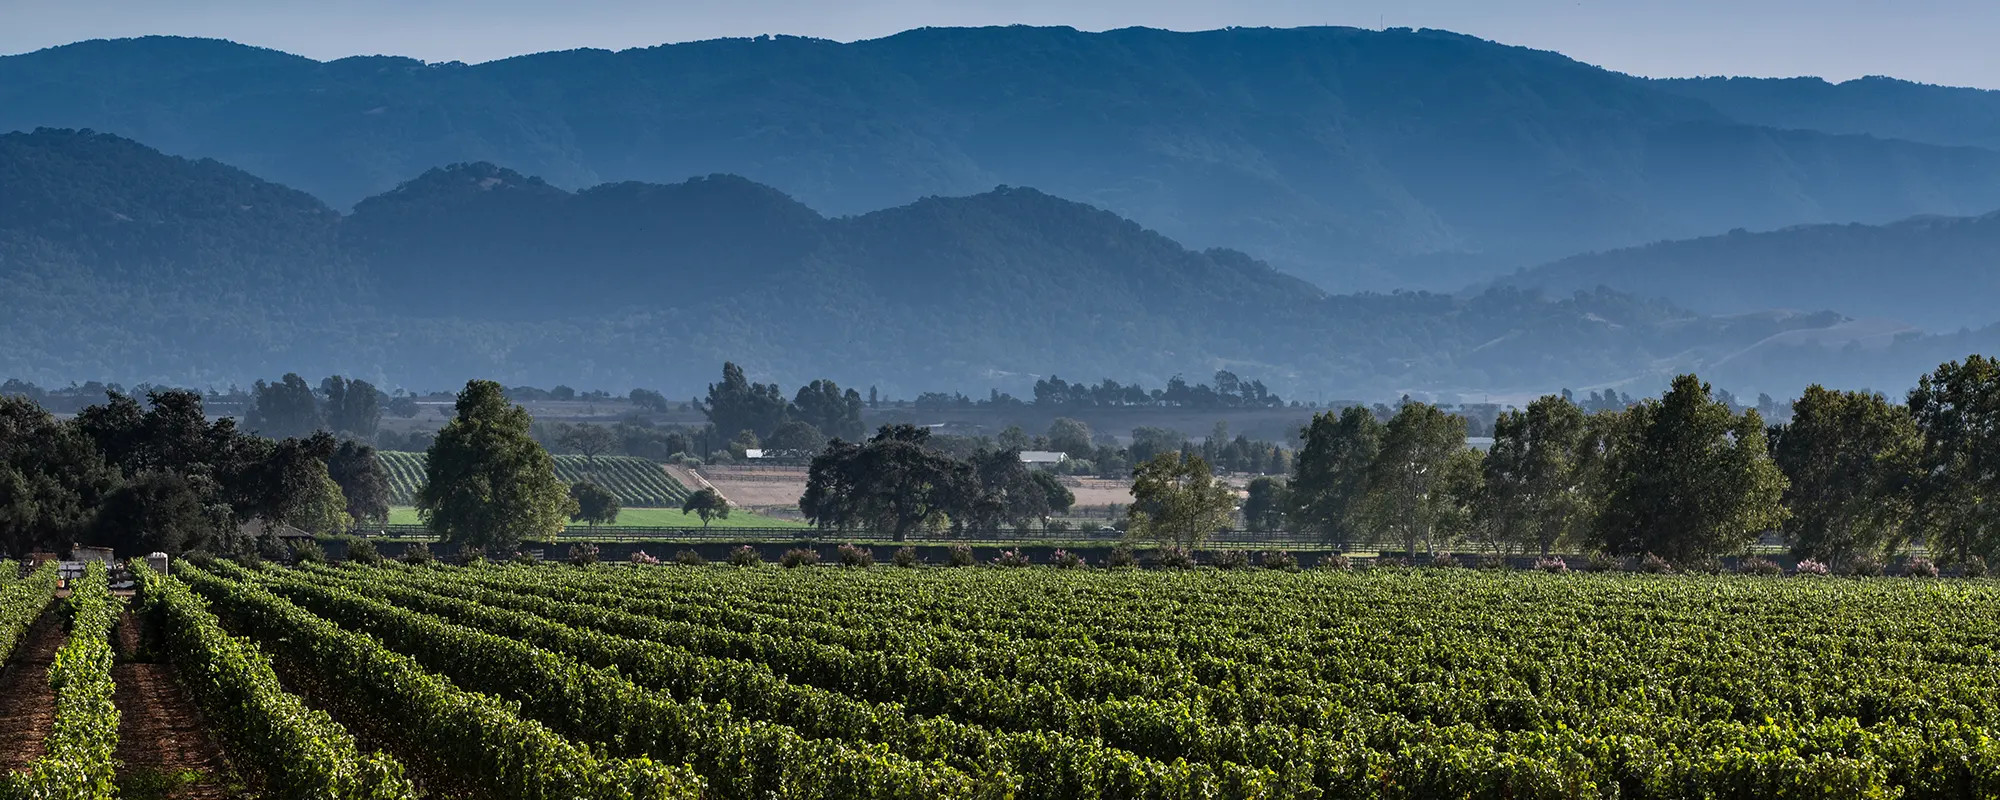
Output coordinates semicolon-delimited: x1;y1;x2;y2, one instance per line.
376;452;691;507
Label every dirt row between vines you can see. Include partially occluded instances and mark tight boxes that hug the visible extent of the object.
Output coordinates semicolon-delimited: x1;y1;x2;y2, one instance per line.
112;607;247;798
0;610;64;771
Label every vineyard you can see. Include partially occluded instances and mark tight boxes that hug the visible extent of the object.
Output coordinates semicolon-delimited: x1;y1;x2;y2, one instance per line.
7;560;1986;798
376;451;692;507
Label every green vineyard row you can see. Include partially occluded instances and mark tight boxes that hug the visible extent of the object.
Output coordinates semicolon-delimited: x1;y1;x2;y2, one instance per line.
375;451;692;507
183;560;2000;798
133;562;420;799
0;563;119;799
177;561;706;799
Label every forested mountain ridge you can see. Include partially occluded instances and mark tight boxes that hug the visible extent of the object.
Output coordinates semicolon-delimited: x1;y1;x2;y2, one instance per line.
1656;76;2000;152
0;127;1907;398
1497;210;2000;330
11;27;2000;290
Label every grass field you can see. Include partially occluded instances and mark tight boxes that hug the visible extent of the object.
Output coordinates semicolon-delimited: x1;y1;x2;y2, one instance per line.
386;505;805;529
145;561;2000;798
376;451;692;507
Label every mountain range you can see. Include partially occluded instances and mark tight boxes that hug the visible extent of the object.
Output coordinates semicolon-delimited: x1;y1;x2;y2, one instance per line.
11;27;2000;293
3;127;1937;399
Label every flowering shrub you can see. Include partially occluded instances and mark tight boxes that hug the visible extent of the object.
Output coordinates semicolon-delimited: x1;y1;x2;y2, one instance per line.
1638;553;1674;574
1477;553;1507;571
728;545;761;567
1965;555;1988;578
567;543;599;566
1845;556;1885;577
779;548;820;568
1534;556;1569;574
1052;549;1085;569
1154;548;1197;569
837;543;875;568
1106;546;1138;569
401;542;433;565
458;543;487;566
1903;557;1939;578
1794;558;1829;575
627;550;660;565
1212;550;1249;570
1737;556;1782;576
893;546;921;568
992;549;1031;568
672;549;703;566
1428;552;1464;569
1315;553;1352;571
1683;556;1724;574
1375;556;1410;569
1585;552;1623;572
1259;551;1299;572
947;544;977;567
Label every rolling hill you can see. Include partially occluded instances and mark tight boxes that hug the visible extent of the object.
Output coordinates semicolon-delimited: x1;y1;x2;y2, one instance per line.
11;27;2000;290
1497;210;2000;331
0;127;1971;399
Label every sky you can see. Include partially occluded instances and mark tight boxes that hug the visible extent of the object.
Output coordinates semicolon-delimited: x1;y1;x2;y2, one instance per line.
3;0;1998;88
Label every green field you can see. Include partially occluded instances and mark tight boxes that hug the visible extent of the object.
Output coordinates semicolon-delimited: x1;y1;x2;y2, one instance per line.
386;505;804;529
377;451;692;507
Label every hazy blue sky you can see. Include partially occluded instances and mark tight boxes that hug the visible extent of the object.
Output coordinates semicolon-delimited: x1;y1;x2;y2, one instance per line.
5;0;1997;87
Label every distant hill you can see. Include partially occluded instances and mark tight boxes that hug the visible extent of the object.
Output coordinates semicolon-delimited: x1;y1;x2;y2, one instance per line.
1;128;1918;398
1497;211;2000;330
11;28;2000;290
1656;76;2000;152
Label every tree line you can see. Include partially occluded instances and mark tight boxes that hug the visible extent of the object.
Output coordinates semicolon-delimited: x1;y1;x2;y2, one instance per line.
0;390;391;558
1254;357;2000;569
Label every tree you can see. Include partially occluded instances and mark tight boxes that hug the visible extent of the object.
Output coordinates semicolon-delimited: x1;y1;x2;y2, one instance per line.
764;420;826;453
1030;470;1075;516
570;481;621;528
416;380;576;552
1288;406;1382;541
326;440;391;526
997;426;1032;451
1359;402;1468;557
1769;386;1920;563
1591;374;1789;561
681;487;730;529
791;380;866;441
800;424;970;541
320;376;383;440
1126;452;1236;549
90;471;229;556
1128;427;1187;464
248;373;323;439
1047;418;1093;459
0;396;118;554
703;363;789;442
559;424;618;464
964;449;1050;531
1480;396;1591;555
293;473;353;536
1242;476;1288;532
1907;356;2000;563
629;388;670;413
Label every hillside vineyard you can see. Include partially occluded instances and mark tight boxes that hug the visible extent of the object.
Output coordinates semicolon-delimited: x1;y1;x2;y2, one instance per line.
50;559;1997;798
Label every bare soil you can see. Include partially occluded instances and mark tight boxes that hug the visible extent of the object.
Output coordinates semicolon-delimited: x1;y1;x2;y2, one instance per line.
0;610;63;772
111;609;246;799
693;464;812;509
